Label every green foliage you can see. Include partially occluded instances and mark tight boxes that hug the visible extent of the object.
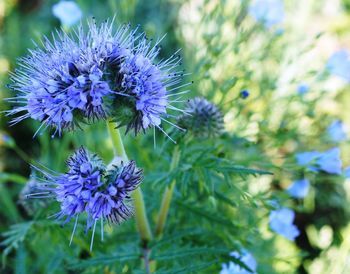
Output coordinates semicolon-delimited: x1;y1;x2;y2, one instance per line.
1;222;33;264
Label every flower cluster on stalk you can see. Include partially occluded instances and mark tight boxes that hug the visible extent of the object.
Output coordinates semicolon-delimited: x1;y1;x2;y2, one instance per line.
7;19;187;137
29;147;142;249
178;97;224;139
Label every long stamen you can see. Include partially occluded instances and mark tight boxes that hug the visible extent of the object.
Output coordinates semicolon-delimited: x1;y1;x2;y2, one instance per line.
69;215;79;246
90;220;97;251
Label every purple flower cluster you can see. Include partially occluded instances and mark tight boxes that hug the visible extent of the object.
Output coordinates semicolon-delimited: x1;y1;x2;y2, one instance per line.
29;147;142;249
7;20;186;136
118;53;167;134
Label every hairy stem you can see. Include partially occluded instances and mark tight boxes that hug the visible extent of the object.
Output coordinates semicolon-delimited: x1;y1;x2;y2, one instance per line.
142;248;151;274
106;121;127;159
155;146;181;238
106;121;153;244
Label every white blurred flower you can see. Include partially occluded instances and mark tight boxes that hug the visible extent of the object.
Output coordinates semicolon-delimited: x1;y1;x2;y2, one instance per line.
52;1;82;27
249;0;284;28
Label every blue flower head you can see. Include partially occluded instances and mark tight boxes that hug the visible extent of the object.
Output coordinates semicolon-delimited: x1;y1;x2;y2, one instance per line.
177;97;224;139
87;159;142;226
52;1;82;27
7;21;124;136
287;179;310;198
7;20;187;138
249;0;284;28
19;175;49;216
326;50;350;81
28;147;143;249
220;249;257;274
269;208;300;241
110;36;186;136
327;120;347;142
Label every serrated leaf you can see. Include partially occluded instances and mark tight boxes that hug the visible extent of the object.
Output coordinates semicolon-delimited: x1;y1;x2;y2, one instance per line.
69;252;140;269
153;260;218;274
1;222;33;265
151;228;204;249
175;201;236;228
152;247;229;261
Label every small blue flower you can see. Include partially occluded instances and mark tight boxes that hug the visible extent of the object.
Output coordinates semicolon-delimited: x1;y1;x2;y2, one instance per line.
287;179;310;198
344;166;350;178
240;89;250;99
297;83;309;95
249;0;284;28
326;50;350;81
220;249;257;274
296;148;342;175
316;148;342;175
52;1;82;27
28;147;143;249
275;28;284;36
0;132;15;148
327;120;347;142
269;208;300;241
296;151;321;166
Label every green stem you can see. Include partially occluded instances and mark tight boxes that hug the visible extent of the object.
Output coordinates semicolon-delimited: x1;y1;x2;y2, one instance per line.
106;121;127;159
132;187;153;244
155;146;181;238
106;121;153;243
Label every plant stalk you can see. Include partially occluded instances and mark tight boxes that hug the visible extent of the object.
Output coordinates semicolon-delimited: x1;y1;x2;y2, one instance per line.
155;146;180;238
106;121;153;243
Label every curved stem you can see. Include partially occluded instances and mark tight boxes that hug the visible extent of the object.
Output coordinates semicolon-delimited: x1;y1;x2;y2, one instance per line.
155;182;175;238
106;122;127;159
106;121;153;243
155;146;181;238
132;187;153;244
